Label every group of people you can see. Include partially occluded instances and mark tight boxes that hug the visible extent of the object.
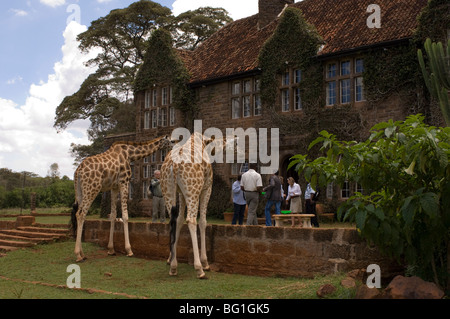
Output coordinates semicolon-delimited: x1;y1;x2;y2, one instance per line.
149;165;320;228
232;164;320;227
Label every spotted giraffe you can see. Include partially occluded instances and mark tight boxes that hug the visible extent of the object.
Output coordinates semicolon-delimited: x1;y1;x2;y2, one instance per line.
71;135;171;263
160;132;237;279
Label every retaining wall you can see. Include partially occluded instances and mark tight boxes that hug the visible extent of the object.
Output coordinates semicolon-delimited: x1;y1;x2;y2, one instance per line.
82;220;403;278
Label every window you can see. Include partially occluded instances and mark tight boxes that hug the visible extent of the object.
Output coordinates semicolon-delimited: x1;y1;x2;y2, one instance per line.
145;91;151;109
162;87;168;106
230;78;260;119
169;107;176;126
144;111;151;129
327;63;337;78
280;68;302;112
151;109;157;128
143;181;148;199
355;77;365;102
327;81;337;105
341;181;350;198
325;58;365;106
254;94;262;116
158;108;167;127
294;69;302;84
152;89;157;107
232;98;241;119
143;165;150;179
243;96;251;117
281;89;290;112
340;79;351;104
341;61;351;76
294;87;302;110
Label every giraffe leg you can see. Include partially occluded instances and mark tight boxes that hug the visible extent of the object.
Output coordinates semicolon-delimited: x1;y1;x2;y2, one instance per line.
74;195;96;262
198;177;212;271
107;189;118;256
120;183;133;257
186;201;206;279
74;208;87;263
169;195;185;276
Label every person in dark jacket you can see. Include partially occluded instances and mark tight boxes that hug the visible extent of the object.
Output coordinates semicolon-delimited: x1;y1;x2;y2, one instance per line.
263;170;283;226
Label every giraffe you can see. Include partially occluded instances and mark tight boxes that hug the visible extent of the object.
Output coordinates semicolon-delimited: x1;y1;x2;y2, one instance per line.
160;132;214;279
160;132;235;279
71;135;171;263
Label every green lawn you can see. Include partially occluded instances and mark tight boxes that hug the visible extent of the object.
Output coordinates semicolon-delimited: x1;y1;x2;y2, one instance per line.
0;241;354;299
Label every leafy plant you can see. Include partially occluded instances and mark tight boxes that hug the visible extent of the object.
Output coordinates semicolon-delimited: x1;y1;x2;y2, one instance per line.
289;114;450;290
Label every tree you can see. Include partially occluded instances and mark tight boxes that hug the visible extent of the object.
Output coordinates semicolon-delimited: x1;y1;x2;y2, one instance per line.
54;0;232;161
170;7;233;50
47;163;61;179
289;115;450;290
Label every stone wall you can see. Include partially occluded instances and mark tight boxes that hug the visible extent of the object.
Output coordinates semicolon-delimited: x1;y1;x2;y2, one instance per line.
82;220;403;278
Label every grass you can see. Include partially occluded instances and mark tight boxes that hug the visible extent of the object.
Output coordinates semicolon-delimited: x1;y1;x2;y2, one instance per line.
0;241;354;299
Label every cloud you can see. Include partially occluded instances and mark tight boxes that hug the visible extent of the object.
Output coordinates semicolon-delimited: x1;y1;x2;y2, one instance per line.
0;21;96;178
40;0;66;8
172;0;258;20
10;9;29;17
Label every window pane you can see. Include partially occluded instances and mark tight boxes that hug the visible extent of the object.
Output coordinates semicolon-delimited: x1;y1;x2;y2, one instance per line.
294;88;302;110
243;96;251;117
340;79;351;104
294;69;302;83
282;71;290;86
232;98;241;119
254;94;262;116
282;89;290;111
232;82;240;95
341;61;351;76
355;59;364;73
327;81;336;105
355;77;365;101
243;80;251;93
327;64;336;78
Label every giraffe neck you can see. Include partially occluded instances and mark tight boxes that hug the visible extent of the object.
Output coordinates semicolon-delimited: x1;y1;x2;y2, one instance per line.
122;137;165;162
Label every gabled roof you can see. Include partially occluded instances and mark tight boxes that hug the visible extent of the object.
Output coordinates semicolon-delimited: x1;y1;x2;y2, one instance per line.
180;0;428;85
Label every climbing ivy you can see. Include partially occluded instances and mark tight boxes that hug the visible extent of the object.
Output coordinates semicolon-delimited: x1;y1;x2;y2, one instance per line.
134;29;197;117
258;7;323;110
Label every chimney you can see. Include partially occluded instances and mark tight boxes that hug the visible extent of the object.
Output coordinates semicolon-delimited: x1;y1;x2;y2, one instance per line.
258;0;294;29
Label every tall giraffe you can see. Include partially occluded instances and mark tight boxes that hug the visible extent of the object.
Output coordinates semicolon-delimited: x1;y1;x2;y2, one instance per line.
71;135;171;263
160;132;214;279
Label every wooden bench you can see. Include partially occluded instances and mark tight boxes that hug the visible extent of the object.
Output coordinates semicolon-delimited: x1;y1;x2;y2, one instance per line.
272;214;316;228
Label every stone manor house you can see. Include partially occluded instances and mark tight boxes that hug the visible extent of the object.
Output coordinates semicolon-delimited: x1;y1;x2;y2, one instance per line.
106;0;442;215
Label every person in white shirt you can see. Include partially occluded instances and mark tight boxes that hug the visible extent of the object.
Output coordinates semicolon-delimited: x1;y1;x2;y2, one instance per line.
305;183;320;227
232;175;247;225
240;163;263;225
286;177;302;227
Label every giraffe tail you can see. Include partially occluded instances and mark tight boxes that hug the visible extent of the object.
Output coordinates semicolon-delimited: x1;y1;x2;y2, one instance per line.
70;202;78;238
169;205;179;263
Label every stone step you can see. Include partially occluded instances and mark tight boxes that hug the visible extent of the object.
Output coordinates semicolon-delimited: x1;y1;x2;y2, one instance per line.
0;229;60;240
0;239;36;248
0;246;19;253
0;232;54;244
34;223;69;229
17;226;69;236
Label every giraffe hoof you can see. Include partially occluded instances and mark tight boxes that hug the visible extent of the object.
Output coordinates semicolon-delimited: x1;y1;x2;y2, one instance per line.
203;266;210;272
169;270;178;276
198;274;208;280
107;251;116;256
127;253;134;258
76;257;86;263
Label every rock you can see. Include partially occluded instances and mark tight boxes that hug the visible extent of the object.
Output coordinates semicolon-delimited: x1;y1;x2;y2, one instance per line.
340;277;356;289
355;284;382;299
384;275;444;299
347;268;366;282
316;284;336;298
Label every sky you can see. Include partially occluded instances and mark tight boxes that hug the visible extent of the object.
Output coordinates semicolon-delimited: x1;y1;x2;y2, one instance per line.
0;0;267;178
